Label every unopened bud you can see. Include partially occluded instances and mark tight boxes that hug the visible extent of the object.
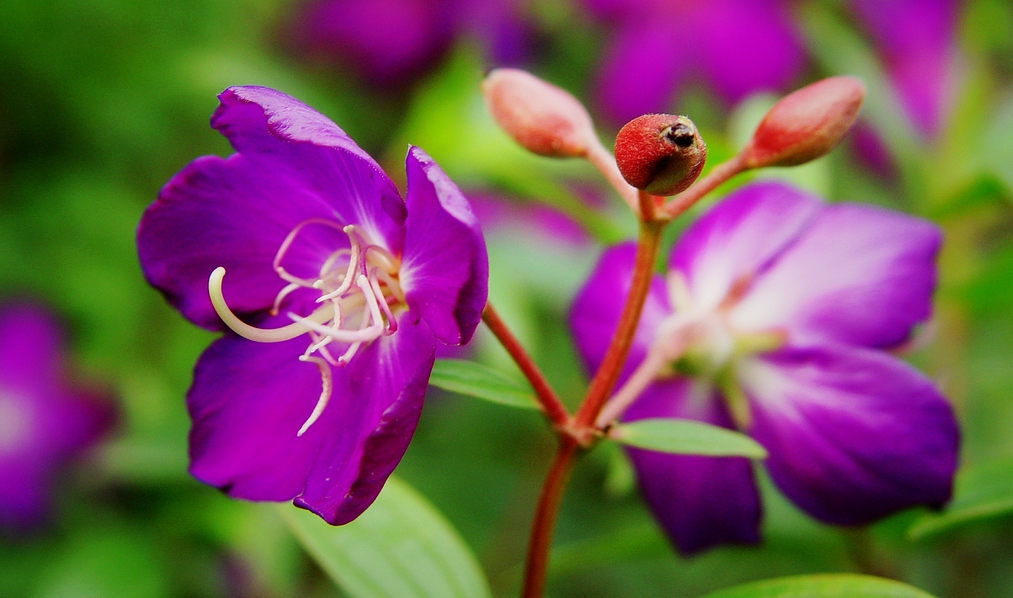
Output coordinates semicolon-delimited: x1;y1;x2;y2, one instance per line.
482;68;595;158
743;76;865;168
614;114;706;196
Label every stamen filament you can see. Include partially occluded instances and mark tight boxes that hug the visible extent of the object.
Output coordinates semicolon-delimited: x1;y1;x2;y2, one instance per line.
209;267;332;342
297;354;334;436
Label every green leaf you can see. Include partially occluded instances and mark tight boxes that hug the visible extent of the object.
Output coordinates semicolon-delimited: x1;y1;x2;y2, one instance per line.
701;574;937;598
908;456;1013;540
429;359;540;410
608;419;767;458
280;476;492;598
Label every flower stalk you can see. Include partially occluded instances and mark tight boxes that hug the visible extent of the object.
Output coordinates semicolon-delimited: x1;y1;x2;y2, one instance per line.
481;303;571;430
573;219;665;434
520;436;580;598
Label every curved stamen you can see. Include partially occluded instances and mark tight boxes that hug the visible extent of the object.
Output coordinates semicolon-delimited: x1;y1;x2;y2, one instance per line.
209;267;332;342
273;218;347;287
270;282;302;316
211;217;407;438
297;354;334;436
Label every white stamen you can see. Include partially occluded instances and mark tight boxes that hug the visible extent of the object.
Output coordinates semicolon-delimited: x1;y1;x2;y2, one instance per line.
209;219;405;437
297;354;334;436
209;267;332;342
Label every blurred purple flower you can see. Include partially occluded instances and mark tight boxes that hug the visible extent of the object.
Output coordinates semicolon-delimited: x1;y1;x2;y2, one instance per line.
850;0;960;139
0;303;115;532
570;182;958;554
137;86;488;524
581;0;806;125
291;0;533;91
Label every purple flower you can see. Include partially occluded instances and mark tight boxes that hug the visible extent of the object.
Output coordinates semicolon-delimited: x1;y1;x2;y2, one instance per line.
291;0;532;91
581;0;806;125
850;0;960;139
0;303;115;532
136;86;488;524
570;182;958;554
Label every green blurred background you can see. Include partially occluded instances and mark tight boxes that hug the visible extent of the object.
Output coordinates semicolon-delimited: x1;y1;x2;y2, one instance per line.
1;0;1012;596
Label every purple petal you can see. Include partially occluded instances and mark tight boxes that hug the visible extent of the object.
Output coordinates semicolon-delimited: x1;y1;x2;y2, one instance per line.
294;0;455;89
295;313;436;524
0;304;116;531
624;377;761;555
400;147;489;345
138;154;347;330
0;304;61;393
593;20;688;125
568;243;670;378
693;0;805;103
139;87;410;330
741;344;959;524
186;332;334;501
671;182;824;312
850;0;958;138
212;87;407;251
729;202;942;349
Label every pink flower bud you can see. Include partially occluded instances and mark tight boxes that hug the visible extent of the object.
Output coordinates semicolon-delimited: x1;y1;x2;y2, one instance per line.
482;68;596;158
743;76;865;168
614;114;707;196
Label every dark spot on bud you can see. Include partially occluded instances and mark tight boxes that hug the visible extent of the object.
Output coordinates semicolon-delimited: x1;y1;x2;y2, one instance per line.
664;124;696;148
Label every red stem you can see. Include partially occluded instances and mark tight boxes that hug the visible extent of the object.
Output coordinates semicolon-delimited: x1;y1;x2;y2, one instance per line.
661;153;747;220
482;303;571;429
520;437;579;598
572;220;664;431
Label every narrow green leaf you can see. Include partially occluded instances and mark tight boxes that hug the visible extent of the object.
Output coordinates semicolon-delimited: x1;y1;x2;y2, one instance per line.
429;359;540;410
909;456;1013;540
280;476;492;598
608;419;767;458
701;574;937;598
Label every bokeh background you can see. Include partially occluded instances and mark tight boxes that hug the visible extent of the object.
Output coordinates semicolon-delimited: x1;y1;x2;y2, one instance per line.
1;0;1012;596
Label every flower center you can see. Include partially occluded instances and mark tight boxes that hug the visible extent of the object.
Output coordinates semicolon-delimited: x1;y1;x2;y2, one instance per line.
658;271;784;428
209;219;404;435
0;390;31;455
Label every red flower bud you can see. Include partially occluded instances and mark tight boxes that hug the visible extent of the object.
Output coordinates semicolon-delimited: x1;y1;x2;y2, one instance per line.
743;76;865;168
614;114;706;196
482;68;596;158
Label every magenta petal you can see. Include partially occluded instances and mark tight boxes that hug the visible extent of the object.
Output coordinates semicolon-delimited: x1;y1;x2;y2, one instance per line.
138;154;347;330
295;313;436;524
593;21;688;125
742;345;959;525
295;0;454;88
212;87;407;252
729;202;942;348
694;0;805;103
850;0;958;138
0;305;115;531
671;182;824;312
624;378;761;555
400;147;489;345
568;243;670;377
187;334;335;501
0;304;61;392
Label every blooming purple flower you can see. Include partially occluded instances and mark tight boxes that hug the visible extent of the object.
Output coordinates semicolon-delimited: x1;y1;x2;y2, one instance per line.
570;182;959;554
849;0;960;139
136;86;488;524
0;303;115;532
291;0;532;91
581;0;806;125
